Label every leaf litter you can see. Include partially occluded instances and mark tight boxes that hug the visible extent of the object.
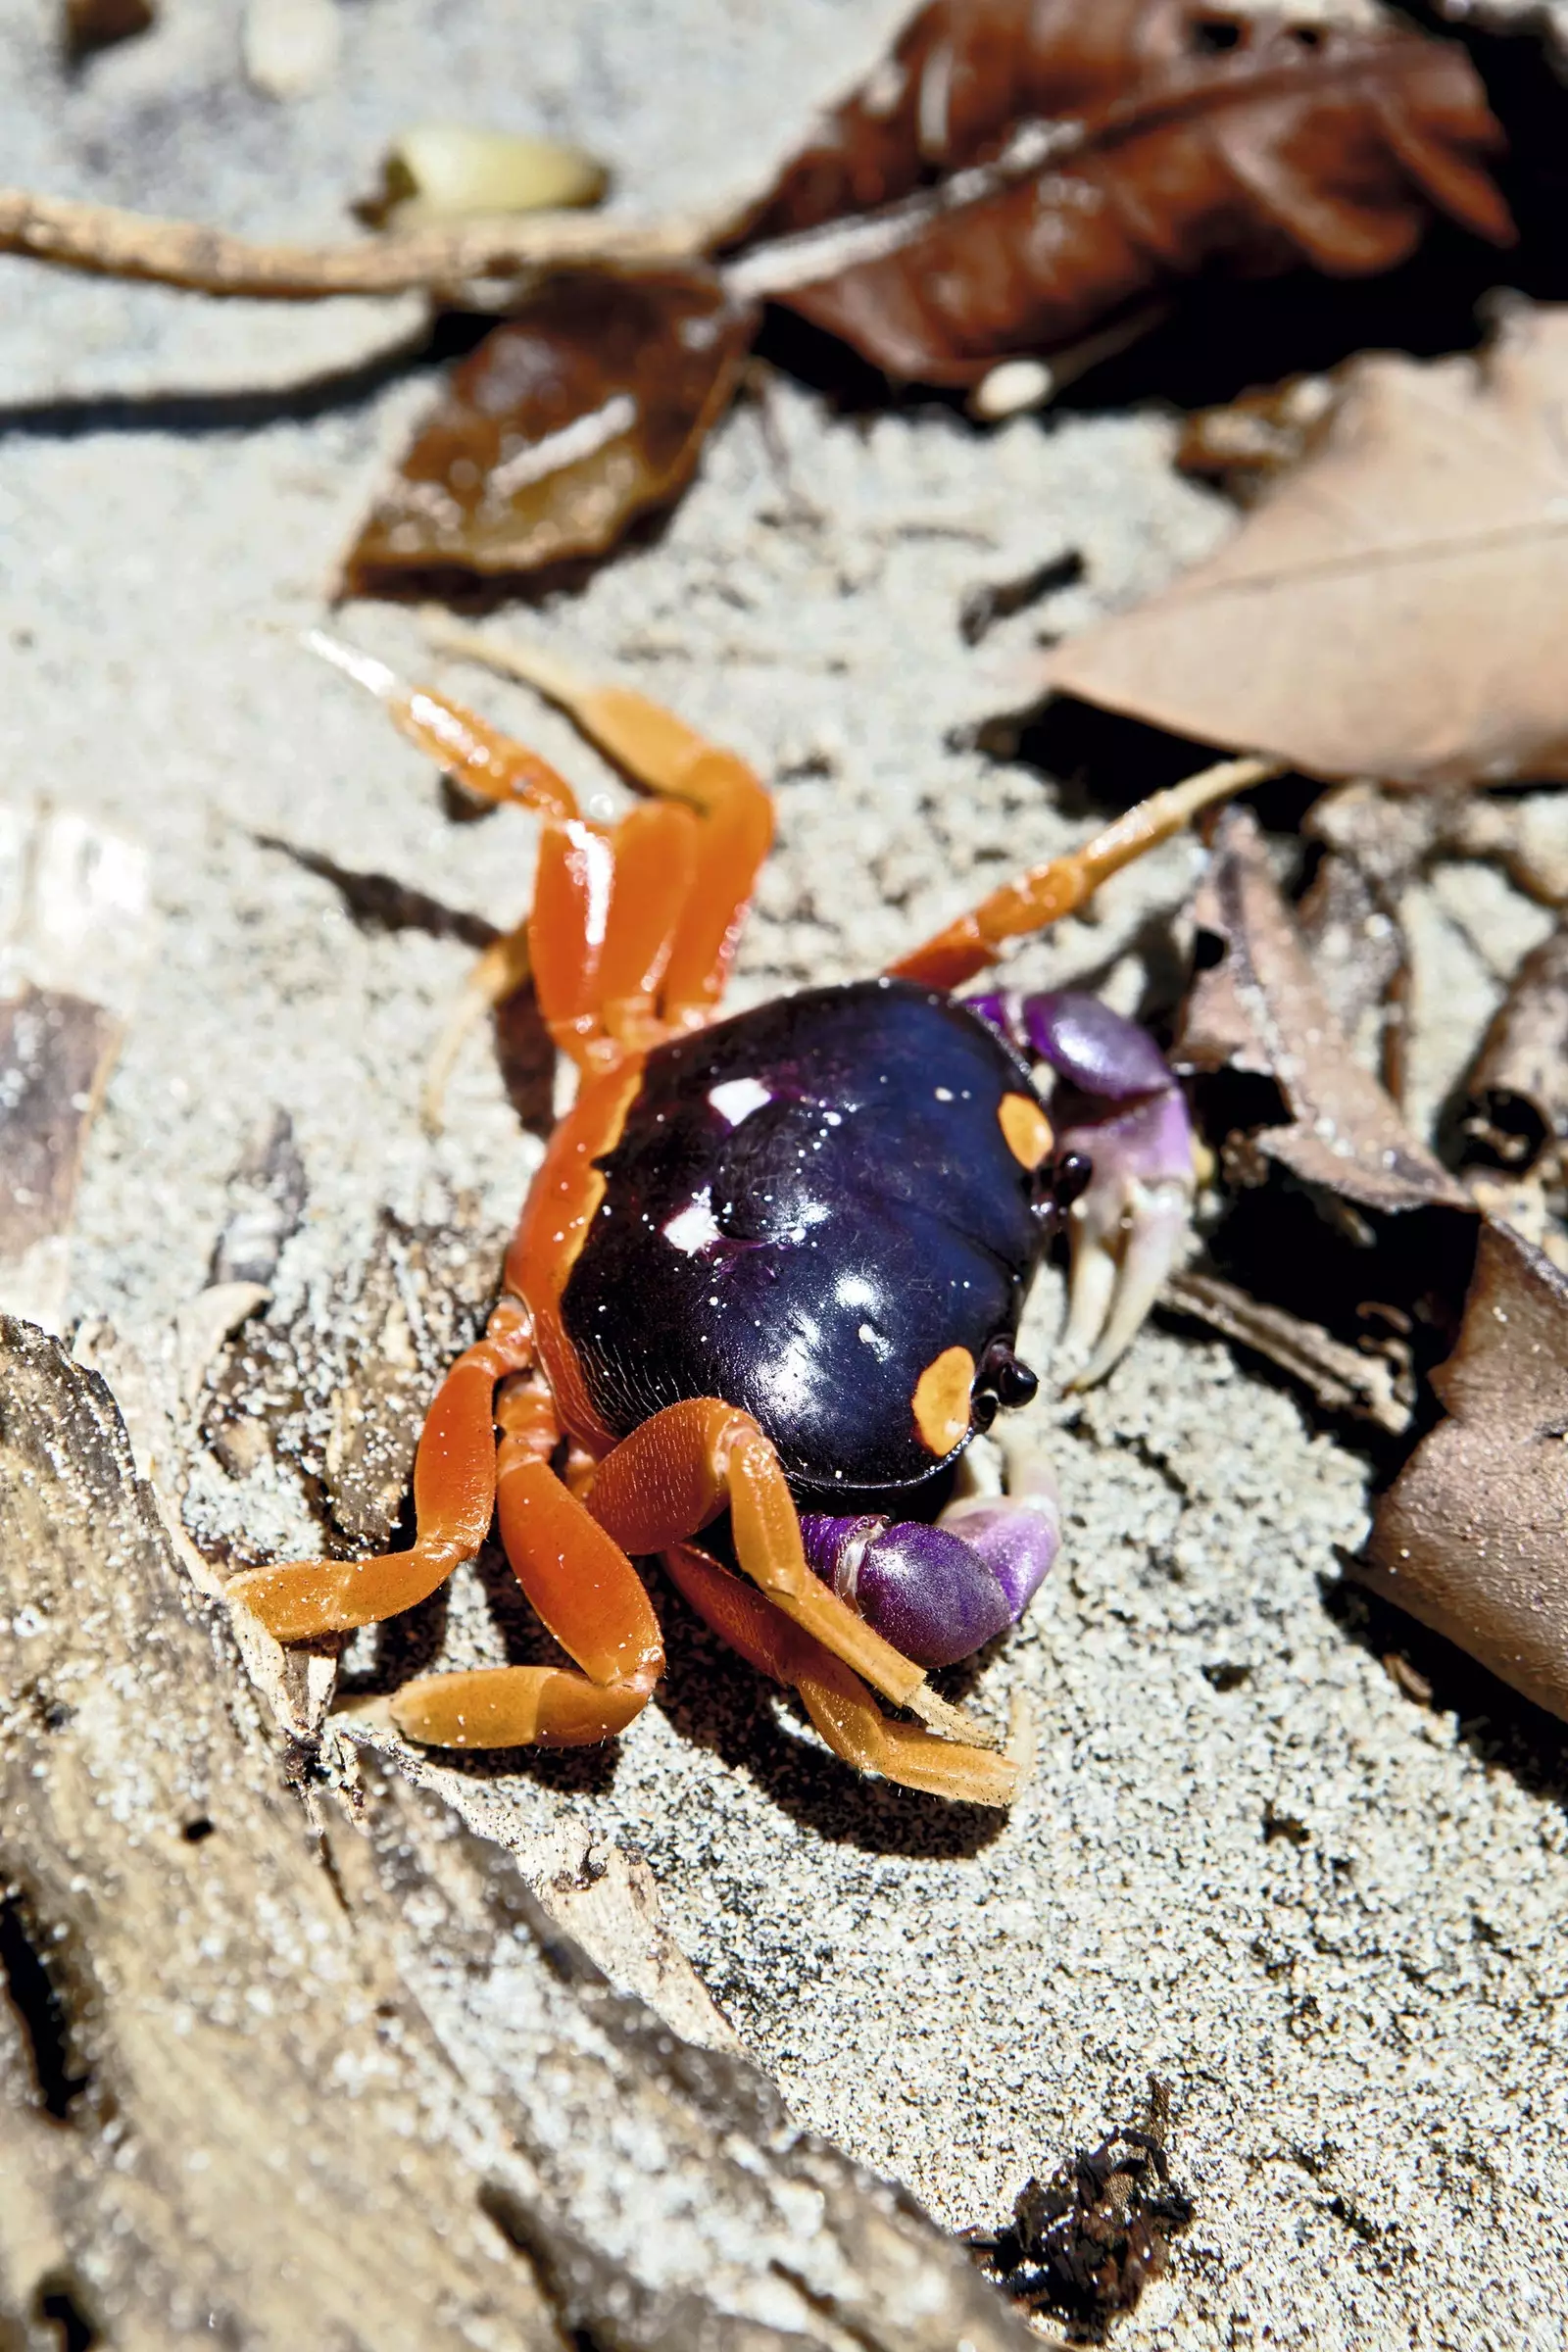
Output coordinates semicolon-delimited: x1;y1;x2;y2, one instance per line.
736;0;1510;389
337;0;1514;589
1362;1215;1568;1722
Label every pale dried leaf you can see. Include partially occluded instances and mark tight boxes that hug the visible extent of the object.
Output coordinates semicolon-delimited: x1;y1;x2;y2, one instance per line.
1046;303;1568;787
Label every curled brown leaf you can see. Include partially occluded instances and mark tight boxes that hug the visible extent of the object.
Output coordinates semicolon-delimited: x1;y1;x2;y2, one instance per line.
343;269;755;593
738;7;1509;385
1363;1216;1568;1724
740;0;1213;242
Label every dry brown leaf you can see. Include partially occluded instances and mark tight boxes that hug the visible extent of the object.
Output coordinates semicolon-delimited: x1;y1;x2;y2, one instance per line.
1175;808;1469;1215
1047;303;1568;788
737;3;1509;387
1362;1215;1568;1722
1175;372;1339;501
343;269;754;593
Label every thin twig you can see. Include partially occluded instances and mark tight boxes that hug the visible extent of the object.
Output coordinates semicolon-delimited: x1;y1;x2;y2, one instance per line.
0;185;732;299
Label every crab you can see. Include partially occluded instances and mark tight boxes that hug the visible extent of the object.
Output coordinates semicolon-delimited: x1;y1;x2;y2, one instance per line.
229;635;1252;1804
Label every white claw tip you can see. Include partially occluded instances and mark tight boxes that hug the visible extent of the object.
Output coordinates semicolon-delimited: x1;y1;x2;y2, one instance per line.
304;628;400;702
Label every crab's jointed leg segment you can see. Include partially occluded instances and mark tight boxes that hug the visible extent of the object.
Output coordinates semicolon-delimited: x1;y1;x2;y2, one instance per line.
426;620;773;1029
662;1544;1018;1808
886;753;1279;991
392;1376;665;1750
307;631;582;821
582;1397;1000;1755
228;1298;536;1642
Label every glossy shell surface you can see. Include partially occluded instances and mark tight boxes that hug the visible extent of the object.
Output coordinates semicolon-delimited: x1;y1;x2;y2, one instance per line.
562;978;1050;1495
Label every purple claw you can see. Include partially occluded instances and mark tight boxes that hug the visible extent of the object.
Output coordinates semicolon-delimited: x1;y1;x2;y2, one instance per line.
801;1512;1014;1668
938;1469;1060;1622
967;988;1197;1384
801;1469;1059;1668
1021;990;1175;1102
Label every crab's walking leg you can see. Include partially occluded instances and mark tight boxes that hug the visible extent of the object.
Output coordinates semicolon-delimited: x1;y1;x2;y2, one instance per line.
581;1399;1002;1758
228;1298;535;1642
662;1544;1016;1806
886;754;1279;991
391;1377;665;1749
425;620;773;1026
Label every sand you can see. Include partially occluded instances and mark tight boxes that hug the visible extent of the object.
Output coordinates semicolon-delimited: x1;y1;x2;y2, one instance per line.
3;3;1565;2344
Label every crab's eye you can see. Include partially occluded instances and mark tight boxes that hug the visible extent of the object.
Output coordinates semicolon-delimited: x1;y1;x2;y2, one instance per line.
1053;1150;1093;1211
973;1334;1039;1418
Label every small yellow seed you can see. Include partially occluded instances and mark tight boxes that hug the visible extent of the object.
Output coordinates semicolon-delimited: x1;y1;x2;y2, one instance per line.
365;122;610;228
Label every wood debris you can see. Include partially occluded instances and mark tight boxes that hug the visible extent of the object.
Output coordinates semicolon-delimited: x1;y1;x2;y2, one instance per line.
0;802;152;1333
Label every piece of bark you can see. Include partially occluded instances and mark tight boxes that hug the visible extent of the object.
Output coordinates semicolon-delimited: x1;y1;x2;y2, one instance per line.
1046;303;1568;788
1362;1218;1568;1722
344;270;755;592
1462;918;1568;1173
1175;808;1469;1216
735;6;1509;386
1295;848;1409;1101
0;1315;1036;2352
1162;1266;1411;1432
196;1202;503;1554
0;802;153;1331
0;1315;563;2352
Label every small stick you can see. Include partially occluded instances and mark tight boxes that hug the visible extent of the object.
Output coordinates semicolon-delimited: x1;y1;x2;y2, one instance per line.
0;184;730;299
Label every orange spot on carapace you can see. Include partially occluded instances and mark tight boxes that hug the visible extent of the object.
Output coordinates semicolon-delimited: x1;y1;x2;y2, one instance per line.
912;1346;976;1457
999;1091;1053;1170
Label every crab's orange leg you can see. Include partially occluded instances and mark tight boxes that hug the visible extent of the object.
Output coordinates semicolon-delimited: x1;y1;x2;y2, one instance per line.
887;753;1279;991
422;624;773;1028
662;1544;1016;1807
390;1381;664;1750
598;800;702;1048
308;631;582;820
228;1298;536;1642
581;1398;1006;1773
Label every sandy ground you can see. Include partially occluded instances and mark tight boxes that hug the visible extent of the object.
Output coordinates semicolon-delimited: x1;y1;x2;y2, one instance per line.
3;3;1566;2346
